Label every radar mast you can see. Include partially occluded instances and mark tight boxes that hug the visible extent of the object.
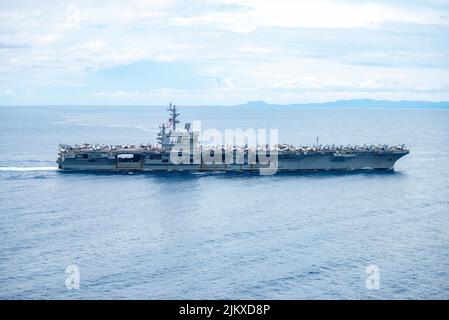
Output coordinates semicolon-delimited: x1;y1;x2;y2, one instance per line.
167;102;180;131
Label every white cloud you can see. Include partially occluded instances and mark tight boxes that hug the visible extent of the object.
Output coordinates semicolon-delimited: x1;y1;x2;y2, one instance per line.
33;33;62;45
93;90;137;97
0;87;16;95
173;0;449;32
1;0;449;104
80;40;106;52
236;45;279;54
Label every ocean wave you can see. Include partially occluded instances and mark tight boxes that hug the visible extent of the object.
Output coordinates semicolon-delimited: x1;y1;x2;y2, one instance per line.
52;118;157;132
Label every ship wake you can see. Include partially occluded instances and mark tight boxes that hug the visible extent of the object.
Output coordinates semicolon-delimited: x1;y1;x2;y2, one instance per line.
0;167;59;172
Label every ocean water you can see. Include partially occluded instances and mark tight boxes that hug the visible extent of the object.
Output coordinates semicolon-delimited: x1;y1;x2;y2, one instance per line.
0;105;449;299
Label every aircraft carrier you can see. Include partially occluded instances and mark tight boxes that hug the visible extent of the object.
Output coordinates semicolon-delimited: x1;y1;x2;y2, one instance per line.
57;103;409;174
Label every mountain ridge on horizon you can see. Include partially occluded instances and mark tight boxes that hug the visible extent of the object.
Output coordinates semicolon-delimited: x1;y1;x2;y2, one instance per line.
1;98;449;108
239;99;449;108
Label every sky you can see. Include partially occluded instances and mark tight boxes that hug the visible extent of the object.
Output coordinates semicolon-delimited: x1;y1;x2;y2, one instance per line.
1;0;449;105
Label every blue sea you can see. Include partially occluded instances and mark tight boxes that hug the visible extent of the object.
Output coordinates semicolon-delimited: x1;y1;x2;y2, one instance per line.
0;105;449;299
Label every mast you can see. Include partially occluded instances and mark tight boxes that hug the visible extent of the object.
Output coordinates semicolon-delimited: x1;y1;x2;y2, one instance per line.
157;102;182;149
167;102;180;131
157;123;166;145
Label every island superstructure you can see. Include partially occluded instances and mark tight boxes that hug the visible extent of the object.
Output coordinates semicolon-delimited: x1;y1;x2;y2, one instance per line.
57;103;409;172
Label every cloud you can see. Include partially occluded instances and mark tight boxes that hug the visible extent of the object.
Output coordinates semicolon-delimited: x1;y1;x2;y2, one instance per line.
173;0;449;32
80;40;106;53
1;0;449;104
0;87;16;95
33;33;62;45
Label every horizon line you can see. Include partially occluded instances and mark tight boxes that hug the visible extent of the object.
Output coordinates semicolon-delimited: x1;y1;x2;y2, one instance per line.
1;98;449;107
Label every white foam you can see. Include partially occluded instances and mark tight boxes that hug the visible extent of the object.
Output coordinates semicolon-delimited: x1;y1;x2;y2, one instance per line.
0;166;58;172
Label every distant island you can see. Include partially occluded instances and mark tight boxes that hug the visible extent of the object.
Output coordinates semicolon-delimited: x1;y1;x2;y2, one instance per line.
239;99;449;108
2;99;449;108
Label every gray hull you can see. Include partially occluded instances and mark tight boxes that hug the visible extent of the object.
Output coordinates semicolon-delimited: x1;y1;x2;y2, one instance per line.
58;151;408;172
